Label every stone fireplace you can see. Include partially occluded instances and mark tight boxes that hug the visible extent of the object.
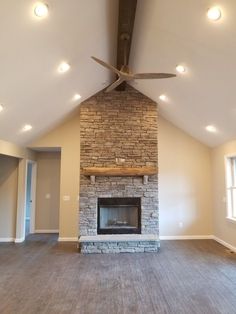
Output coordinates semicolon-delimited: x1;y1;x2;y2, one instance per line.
79;86;159;253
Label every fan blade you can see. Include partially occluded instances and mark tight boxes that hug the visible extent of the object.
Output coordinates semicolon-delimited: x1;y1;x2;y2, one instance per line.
105;78;125;92
133;73;176;79
91;56;120;75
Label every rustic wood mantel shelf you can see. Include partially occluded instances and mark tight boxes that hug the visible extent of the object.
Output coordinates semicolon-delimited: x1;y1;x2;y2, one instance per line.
80;167;158;184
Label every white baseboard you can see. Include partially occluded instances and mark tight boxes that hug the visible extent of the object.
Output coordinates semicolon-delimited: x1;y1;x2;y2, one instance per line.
2;234;235;253
58;237;78;242
15;237;25;243
160;235;214;240
160;235;236;253
0;237;25;243
35;229;59;233
213;236;236;253
0;237;14;242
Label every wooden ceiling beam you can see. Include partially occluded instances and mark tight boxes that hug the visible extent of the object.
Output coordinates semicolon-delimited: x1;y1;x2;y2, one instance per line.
116;0;137;91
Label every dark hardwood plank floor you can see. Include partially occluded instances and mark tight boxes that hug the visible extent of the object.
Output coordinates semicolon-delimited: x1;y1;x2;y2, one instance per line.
0;235;236;314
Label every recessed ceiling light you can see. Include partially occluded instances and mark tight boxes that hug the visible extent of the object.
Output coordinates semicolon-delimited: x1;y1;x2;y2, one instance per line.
207;7;221;21
205;125;217;133
176;65;186;73
22;124;32;132
159;94;167;101
73;94;81;101
0;104;4;112
58;62;70;73
34;2;49;18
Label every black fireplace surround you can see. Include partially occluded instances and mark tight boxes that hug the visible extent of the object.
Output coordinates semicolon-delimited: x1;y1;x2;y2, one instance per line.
97;197;141;234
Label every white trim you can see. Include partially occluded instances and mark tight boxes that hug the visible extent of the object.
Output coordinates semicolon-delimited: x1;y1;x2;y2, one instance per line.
14;237;25;243
213;236;236;253
226;217;236;224
160;235;236;253
58;237;78;242
224;154;236;221
0;238;15;242
160;235;214;240
226;216;236;224
2;234;236;254
35;229;59;233
16;159;37;243
30;162;37;234
224;152;236;159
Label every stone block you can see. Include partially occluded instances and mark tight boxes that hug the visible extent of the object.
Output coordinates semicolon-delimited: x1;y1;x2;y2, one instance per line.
79;86;159;245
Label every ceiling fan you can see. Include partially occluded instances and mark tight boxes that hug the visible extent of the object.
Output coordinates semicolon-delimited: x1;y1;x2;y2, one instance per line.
92;55;176;93
91;0;176;92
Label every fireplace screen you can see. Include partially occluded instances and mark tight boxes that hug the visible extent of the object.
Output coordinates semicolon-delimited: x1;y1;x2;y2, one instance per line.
97;197;141;234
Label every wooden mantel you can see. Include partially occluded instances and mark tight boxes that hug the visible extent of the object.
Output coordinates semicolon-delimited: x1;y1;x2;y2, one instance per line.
80;167;158;184
81;167;158;176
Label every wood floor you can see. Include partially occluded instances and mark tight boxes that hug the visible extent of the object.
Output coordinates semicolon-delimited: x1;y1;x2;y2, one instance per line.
0;235;236;314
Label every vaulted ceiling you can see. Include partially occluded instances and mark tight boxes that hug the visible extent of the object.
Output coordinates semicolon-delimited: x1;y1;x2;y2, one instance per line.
130;0;236;147
0;0;235;147
0;0;118;145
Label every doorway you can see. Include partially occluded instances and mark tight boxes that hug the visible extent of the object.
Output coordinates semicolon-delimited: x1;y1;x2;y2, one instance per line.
25;163;32;236
24;160;37;237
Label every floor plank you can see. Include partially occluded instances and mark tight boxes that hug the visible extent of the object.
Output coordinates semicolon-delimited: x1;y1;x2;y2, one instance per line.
0;235;236;314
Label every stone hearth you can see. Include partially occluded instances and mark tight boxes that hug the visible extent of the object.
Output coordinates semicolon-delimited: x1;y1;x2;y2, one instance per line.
79;86;159;253
79;234;159;254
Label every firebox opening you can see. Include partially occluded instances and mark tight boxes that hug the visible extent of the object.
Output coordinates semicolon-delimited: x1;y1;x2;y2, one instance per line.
97;197;141;234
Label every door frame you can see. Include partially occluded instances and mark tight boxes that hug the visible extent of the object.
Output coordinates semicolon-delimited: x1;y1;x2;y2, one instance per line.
28;160;37;234
24;160;37;237
15;159;37;243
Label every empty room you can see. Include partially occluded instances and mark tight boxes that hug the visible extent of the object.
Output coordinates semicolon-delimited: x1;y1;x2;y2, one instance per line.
0;1;236;313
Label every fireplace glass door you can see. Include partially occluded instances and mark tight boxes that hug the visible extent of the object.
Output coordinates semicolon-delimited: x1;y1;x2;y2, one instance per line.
97;197;141;234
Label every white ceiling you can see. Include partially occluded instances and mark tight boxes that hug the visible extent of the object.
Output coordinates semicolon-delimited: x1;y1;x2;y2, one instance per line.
0;0;236;147
130;0;236;147
0;0;118;145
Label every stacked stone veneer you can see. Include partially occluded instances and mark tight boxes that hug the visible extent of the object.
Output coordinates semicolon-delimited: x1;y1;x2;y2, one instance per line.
79;86;159;253
81;238;160;254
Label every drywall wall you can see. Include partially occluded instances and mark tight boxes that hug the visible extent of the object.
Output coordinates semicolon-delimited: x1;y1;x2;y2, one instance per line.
31;109;213;239
0;139;26;158
0;155;19;239
35;152;61;231
30;112;80;240
0;139;36;241
0;139;35;159
211;140;236;248
158;116;213;237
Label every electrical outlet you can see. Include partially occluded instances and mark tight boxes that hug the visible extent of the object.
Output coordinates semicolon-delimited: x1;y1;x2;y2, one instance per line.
63;195;70;201
45;193;51;199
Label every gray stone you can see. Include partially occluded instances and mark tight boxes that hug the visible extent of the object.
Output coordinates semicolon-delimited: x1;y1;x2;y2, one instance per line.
79;86;159;253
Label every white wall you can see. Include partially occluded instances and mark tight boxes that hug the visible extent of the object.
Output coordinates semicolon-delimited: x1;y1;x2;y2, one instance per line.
30;113;80;240
158;116;213;237
2;114;232;242
0;139;36;242
212;140;236;248
31;113;214;239
0;155;19;240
